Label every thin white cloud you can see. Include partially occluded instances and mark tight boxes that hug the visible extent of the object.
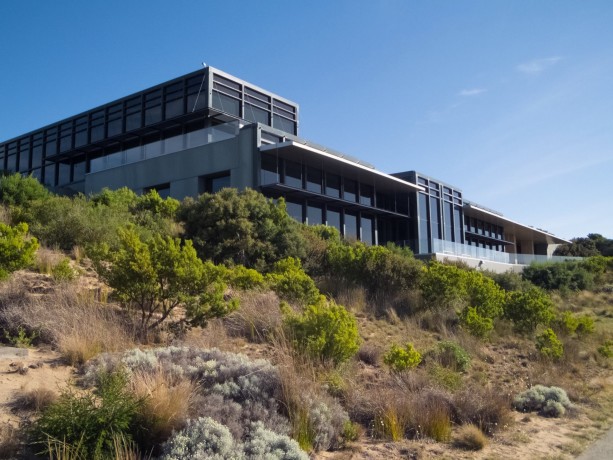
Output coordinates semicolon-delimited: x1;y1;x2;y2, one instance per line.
517;57;563;75
458;88;487;97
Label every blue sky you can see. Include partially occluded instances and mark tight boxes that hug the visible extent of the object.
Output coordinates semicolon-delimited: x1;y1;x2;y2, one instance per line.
1;0;612;239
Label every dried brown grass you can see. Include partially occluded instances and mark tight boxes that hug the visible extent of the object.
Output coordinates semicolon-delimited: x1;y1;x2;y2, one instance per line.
223;290;282;342
13;386;58;412
0;278;135;365
453;424;488;450
36;247;65;275
0;423;21;459
130;368;197;448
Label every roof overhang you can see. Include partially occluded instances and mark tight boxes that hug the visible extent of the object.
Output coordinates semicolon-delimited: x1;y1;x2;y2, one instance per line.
260;140;424;194
463;202;571;244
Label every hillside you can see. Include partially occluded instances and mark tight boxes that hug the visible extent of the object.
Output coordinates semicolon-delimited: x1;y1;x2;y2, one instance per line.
0;175;612;459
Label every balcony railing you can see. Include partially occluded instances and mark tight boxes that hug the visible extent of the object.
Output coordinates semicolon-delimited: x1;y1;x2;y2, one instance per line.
431;238;582;265
89;121;240;174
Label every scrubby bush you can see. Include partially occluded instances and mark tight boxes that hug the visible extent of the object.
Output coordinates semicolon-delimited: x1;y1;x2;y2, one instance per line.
458;306;494;339
0;173;50;209
504;287;555;333
160;417;242;460
178;188;305;270
0;222;38;279
383;343;422;372
325;242;422;303
266;257;320;305
91;227;237;332
284;298;360;365
453;424;487;450
554;311;595;337
453;387;512;435
597;340;613;358
31;371;143;459
160;418;308;460
523;260;596;291
225;265;266;291
535;328;564;360
429;341;471;373
513;385;572;417
51;257;76;282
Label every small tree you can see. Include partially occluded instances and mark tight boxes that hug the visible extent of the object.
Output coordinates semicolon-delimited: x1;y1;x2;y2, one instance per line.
504;287;555;334
265;257;320;305
92;227;237;332
0;222;38;279
535;328;564;360
284;297;360;366
383;343;422;372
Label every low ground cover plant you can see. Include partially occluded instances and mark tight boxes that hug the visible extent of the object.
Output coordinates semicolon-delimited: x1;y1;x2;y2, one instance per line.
513;385;572;417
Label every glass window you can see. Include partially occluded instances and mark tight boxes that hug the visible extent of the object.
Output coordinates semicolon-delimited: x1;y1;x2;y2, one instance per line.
443;201;453;241
307;204;322;225
187;74;207;112
344;179;357;202
125;97;142;131
107;103;123;137
344;212;358;240
284;160;302;188
361;215;373;245
90;110;105;142
145;90;162;125
260;154;279;185
59;122;73;152
326;207;341;232
245;104;269;124
212;91;240;116
360;184;373;206
285;200;303;222
45;128;57;156
165;82;184;119
74;116;88;147
204;172;231;193
58;162;71;185
44;163;56;186
453;206;462;243
73;160;86;182
325;173;341;198
430;197;441;239
18;139;30;172
272;114;295;134
7;154;16;172
306;167;322;194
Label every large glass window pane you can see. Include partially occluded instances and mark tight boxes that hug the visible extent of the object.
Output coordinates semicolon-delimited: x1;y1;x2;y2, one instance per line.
73;161;86;182
326;207;341;232
90;111;105;142
344;179;357;202
454;206;462;243
418;193;429;252
107;104;123;137
360;184;373;206
18;140;30;172
443;202;453;241
74;116;88;147
59;122;72;152
325;173;341;198
260;154;279;185
272;114;295;134
307;204;322;225
344;212;358;240
165;82;184;119
145;90;162;125
430;198;441;239
284;160;302;188
285;200;303;222
204;172;231;193
7;154;16;172
212;92;240;116
58;162;71;185
244;104;269;124
361;215;373;245
306;167;322;194
44;163;55;186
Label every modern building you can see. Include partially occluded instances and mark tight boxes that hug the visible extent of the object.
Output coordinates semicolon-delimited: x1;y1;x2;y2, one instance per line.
0;66;570;272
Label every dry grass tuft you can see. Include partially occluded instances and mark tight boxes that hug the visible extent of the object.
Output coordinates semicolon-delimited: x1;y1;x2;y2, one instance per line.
0;423;21;459
13;387;58;412
36;247;65;275
453;386;513;435
224;290;282;342
453;424;488;450
357;343;381;366
130;368;197;448
0;278;136;365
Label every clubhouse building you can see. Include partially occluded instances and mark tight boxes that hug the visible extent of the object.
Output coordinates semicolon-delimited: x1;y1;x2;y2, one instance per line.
0;66;570;272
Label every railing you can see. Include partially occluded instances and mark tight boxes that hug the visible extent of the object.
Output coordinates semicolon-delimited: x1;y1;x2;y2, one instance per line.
431;239;582;265
89;121;240;174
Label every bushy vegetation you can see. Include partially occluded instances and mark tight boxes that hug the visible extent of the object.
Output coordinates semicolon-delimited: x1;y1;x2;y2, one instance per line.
284;297;360;366
0;222;38;279
429;341;471;373
523;259;601;292
513;385;572;417
265;257;320;305
179;188;305;269
383;343;422;372
504;286;555;333
91;226;237;332
535;328;564;360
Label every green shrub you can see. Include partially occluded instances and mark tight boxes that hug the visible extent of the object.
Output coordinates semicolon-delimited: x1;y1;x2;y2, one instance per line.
597;340;613;358
535;328;564;360
32;371;143;459
284;298;360;366
91;227;237;332
428;364;463;391
0;222;38;279
383;343;422;372
575;315;595;336
458;306;494;339
226;265;266;290
513;385;572;417
51;258;76;282
266;257;320;305
504;287;555;333
430;341;471;372
523;261;596;291
178;188;306;270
